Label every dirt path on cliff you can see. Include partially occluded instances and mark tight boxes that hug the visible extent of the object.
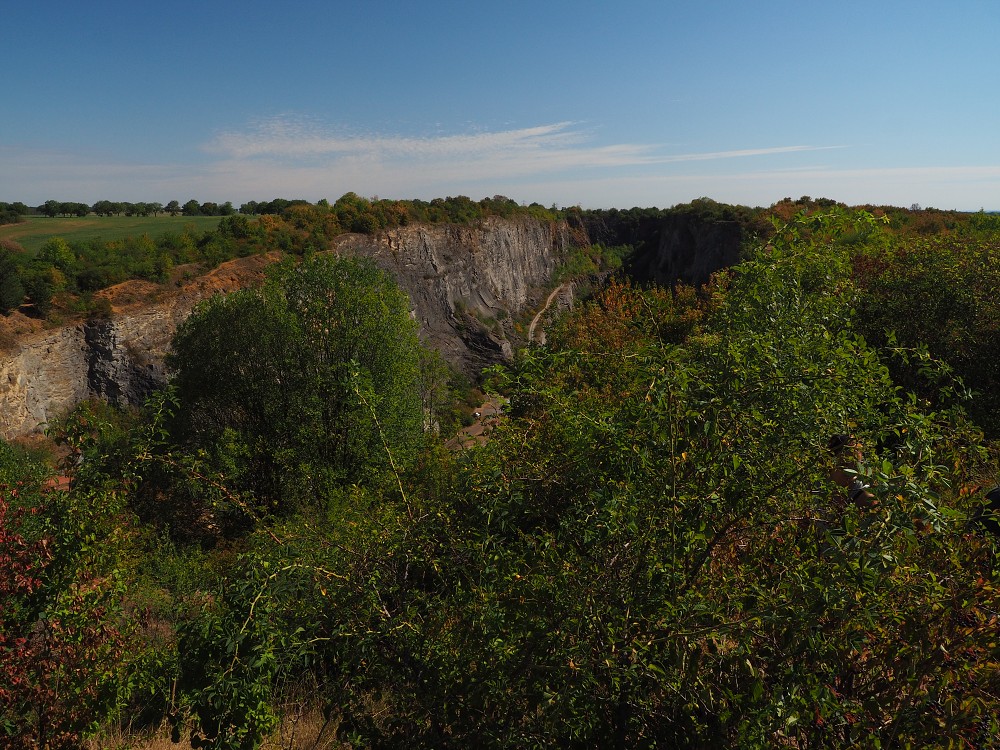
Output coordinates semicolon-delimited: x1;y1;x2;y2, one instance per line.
528;283;567;345
447;284;567;451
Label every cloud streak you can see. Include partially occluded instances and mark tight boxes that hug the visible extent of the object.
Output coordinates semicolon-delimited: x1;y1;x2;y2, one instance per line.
207;120;586;160
204;118;838;177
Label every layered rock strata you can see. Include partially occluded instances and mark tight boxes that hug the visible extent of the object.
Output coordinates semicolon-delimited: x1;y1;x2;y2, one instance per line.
333;217;574;372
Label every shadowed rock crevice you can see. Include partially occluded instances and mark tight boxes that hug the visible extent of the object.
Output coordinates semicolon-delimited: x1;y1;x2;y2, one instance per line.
83;319;166;405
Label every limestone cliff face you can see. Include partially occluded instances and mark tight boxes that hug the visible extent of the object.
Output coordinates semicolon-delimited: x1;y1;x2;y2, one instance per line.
0;220;572;439
0;327;90;437
585;211;745;288
84;301;190;404
631;215;743;288
331;217;574;372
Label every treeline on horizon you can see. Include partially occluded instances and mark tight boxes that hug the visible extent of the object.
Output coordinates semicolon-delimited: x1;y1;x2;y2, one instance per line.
6;193;999;223
3;205;1000;748
4;192;1000;322
1;193;563;223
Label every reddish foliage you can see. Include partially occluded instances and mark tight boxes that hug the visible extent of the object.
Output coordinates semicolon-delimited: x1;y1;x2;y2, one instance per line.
552;279;707;354
0;492;128;750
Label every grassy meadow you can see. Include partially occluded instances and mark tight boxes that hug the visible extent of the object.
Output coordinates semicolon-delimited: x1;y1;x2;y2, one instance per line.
0;215;222;255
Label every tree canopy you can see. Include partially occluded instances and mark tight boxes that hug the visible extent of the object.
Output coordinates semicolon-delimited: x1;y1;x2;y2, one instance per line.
168;254;425;517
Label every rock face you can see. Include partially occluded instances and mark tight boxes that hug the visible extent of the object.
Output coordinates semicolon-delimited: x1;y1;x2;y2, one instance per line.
0;327;90;437
0;220;573;439
333;217;575;372
630;215;743;288
584;211;746;288
84;303;189;405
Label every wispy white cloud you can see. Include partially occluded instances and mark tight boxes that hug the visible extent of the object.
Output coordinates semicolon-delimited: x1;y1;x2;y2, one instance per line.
180;118;853;207
206;119;587;160
657;145;844;163
203;117;838;177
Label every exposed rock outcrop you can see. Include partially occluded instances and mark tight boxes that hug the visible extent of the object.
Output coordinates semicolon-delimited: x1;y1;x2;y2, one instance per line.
333;217;574;372
583;210;747;288
628;215;744;288
0;326;90;437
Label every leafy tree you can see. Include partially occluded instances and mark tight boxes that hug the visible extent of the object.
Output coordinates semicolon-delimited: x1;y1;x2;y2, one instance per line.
0;451;137;749
169;255;425;518
20;267;55;317
851;231;1000;436
333;192;374;233
0;248;24;314
417;346;462;436
36;237;75;273
216;215;259;241
0;202;28;225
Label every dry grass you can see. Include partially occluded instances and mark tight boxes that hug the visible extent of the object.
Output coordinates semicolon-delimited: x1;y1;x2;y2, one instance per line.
263;702;343;750
84;724;176;750
84;704;344;750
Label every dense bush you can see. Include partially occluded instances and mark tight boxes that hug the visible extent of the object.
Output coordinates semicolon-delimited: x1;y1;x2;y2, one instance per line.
0;449;138;749
850;231;1000;436
166;255;426;525
0;202;29;225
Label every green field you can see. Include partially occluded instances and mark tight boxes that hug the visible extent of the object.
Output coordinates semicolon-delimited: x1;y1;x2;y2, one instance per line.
0;215;223;255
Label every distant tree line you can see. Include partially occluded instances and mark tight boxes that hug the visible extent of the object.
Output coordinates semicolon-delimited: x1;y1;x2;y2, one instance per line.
0;202;30;225
33;199;240;218
13;194;559;224
197;193;557;225
38;200;93;217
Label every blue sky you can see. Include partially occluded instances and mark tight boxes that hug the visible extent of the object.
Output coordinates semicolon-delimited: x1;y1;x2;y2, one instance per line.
4;0;999;210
